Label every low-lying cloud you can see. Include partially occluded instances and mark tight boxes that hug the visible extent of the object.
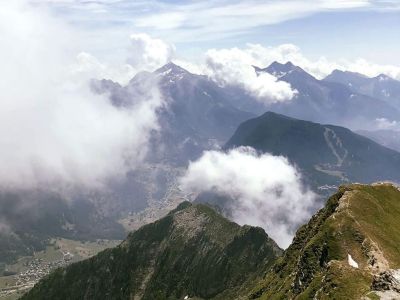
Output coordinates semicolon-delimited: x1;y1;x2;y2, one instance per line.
205;48;297;104
180;147;317;248
0;2;164;190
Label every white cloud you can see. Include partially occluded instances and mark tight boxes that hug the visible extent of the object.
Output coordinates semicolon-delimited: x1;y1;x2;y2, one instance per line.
206;43;342;80
130;0;372;42
171;59;204;76
72;52;136;84
71;33;175;85
203;43;400;81
27;1;400;81
345;58;400;80
0;2;164;189
180;147;317;248
32;0;397;47
375;118;400;131
127;33;175;72
204;47;297;104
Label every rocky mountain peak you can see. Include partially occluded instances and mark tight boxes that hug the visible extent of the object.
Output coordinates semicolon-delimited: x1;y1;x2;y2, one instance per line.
262;61;308;79
155;62;189;78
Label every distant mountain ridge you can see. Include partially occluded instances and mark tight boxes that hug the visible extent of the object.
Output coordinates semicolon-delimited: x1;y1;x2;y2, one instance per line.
357;129;400;152
324;69;400;110
225;112;400;191
257;61;400;131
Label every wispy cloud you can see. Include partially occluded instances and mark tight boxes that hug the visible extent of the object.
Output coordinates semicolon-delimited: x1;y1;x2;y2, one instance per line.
30;0;397;44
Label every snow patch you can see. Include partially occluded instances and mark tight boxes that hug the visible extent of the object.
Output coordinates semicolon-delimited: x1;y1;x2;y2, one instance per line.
348;254;359;268
160;68;172;76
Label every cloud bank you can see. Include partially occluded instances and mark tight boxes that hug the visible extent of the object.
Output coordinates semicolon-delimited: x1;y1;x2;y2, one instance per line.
205;48;297;104
0;2;164;189
180;147;317;248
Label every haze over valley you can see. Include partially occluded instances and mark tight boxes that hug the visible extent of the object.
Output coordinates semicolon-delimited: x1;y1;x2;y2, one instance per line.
1;1;400;299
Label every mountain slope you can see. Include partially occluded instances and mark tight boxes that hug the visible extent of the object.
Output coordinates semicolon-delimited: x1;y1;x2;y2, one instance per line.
225;112;400;191
324;69;400;110
259;62;400;130
250;183;400;299
86;62;256;223
357;129;400;152
0;190;125;266
94;62;255;165
23;202;281;300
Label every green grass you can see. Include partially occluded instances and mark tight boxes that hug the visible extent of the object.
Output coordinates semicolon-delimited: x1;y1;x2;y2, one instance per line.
22;203;281;300
251;183;400;299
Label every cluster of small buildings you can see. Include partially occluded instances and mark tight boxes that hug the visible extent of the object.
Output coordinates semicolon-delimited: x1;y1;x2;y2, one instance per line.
0;252;73;298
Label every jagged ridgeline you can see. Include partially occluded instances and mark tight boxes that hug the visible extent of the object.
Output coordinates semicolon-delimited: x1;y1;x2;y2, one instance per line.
22;202;281;300
250;183;400;299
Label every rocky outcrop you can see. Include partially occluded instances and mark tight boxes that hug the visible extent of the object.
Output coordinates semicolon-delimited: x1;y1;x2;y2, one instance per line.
372;269;400;293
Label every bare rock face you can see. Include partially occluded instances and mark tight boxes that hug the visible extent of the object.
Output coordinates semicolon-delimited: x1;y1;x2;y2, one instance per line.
372;269;400;293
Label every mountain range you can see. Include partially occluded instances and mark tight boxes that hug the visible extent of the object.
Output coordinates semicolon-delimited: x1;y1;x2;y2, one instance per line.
89;61;400;217
22;183;400;299
3;60;400;299
259;62;400;131
93;62;255;165
324;69;400;110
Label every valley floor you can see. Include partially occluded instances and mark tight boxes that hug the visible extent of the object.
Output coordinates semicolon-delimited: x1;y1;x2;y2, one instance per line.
0;238;120;299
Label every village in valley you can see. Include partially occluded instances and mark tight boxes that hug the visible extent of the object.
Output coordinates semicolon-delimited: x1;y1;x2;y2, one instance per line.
0;239;120;299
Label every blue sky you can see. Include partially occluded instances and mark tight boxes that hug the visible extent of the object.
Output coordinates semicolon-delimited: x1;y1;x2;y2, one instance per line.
34;0;400;65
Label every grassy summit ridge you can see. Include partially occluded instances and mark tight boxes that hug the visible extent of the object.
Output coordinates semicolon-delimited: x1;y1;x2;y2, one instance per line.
250;183;400;299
